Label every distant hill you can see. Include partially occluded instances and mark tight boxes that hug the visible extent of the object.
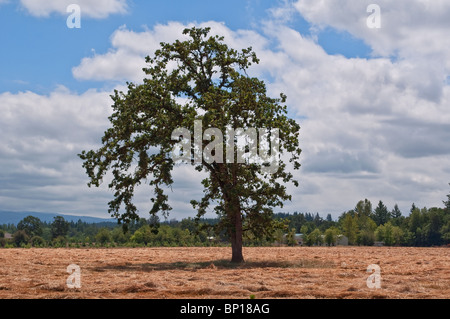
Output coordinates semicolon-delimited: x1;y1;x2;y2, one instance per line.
0;211;115;225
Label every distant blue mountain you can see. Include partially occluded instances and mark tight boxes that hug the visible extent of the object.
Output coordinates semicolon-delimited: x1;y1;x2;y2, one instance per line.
0;211;115;225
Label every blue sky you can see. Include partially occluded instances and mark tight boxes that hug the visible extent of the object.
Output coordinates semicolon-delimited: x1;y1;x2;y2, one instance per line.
1;0;449;220
0;0;370;95
1;0;277;94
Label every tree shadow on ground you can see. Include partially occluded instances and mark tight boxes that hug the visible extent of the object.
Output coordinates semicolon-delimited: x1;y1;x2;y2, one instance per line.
91;258;335;273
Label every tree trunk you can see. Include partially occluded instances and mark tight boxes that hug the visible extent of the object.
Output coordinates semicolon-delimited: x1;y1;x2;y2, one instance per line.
223;164;244;263
230;206;244;263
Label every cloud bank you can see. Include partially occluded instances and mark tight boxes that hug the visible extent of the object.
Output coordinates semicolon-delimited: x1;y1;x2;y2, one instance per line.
2;1;450;219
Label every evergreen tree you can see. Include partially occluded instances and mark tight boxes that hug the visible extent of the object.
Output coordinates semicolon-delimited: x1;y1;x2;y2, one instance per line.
373;200;390;226
390;204;404;227
427;207;443;246
51;216;69;239
391;204;402;219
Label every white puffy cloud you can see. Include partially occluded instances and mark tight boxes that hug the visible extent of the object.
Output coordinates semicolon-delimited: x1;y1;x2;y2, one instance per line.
0;87;114;216
293;0;450;68
72;23;179;82
260;20;450;215
72;21;270;83
0;84;212;219
19;0;128;18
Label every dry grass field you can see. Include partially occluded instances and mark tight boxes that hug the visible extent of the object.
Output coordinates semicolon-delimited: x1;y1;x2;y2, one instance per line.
0;246;448;299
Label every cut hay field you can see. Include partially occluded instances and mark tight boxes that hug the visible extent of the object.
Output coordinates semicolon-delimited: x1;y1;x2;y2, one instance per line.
0;246;448;299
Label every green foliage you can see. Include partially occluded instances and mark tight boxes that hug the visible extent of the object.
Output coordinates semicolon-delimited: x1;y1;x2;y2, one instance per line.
390;204;404;226
52;236;67;247
273;228;285;246
299;223;314;235
355;199;372;218
2;185;450;248
441;220;450;244
30;236;46;247
130;225;154;245
373;200;390;226
130;224;203;247
96;228;112;245
13;230;29;247
391;204;402;219
17;216;43;237
341;213;358;245
324;227;339;246
244;215;286;246
51;216;69;239
286;228;297;246
305;228;322;246
357;216;376;246
427;207;444;246
358;230;375;246
111;227;128;244
375;222;403;246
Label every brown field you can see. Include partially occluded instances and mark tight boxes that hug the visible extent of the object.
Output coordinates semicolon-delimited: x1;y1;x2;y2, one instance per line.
0;246;448;299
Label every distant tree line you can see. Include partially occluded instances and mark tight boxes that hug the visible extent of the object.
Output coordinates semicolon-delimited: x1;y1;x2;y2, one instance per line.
1;186;449;248
275;198;449;247
0;215;224;248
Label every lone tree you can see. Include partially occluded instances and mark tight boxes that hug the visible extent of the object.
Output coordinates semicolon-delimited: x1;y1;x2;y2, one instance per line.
79;27;301;263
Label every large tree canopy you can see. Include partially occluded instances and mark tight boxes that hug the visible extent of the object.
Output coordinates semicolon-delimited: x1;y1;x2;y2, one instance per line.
79;27;301;262
17;215;43;238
